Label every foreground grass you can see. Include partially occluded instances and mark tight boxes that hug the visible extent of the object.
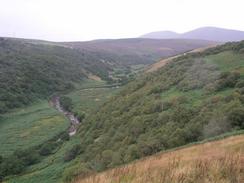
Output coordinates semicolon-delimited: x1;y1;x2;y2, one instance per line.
0;101;69;156
75;134;244;183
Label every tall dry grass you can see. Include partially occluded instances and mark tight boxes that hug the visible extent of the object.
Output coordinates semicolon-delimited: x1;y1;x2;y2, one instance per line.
75;135;244;183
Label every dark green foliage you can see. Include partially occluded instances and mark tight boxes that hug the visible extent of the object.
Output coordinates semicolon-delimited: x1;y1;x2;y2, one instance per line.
75;112;85;122
64;144;82;162
60;132;70;141
60;96;74;112
0;156;24;176
215;71;240;91
227;107;244;129
14;149;40;166
72;41;244;175
0;38;113;113
39;142;58;156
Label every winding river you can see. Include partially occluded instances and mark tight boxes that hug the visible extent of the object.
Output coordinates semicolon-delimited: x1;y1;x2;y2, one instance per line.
51;96;80;136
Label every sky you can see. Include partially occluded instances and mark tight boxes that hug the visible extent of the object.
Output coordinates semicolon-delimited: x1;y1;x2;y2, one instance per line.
0;0;244;41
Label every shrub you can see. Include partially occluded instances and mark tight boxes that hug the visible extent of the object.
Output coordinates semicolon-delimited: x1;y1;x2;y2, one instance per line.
60;132;70;141
64;144;82;162
215;72;240;91
39;142;58;156
62;163;92;183
60;96;74;112
0;156;24;176
14;149;40;166
228;107;244;129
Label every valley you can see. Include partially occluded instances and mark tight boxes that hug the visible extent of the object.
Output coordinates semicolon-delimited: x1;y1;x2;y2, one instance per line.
0;38;243;183
1;1;244;182
1;80;120;183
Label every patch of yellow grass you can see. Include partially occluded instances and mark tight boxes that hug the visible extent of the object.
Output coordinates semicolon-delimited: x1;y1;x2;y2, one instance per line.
75;135;244;183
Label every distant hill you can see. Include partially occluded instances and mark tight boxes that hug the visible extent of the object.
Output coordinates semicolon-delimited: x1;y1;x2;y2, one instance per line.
62;38;216;65
139;31;179;39
141;27;244;42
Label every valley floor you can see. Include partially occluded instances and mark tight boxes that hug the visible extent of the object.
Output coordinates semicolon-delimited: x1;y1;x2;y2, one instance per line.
75;134;244;183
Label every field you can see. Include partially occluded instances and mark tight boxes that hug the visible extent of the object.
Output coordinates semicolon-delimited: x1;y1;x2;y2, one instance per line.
65;79;120;115
0;101;69;156
75;133;244;183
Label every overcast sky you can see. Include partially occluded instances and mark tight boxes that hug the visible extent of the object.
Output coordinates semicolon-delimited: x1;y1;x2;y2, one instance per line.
0;0;244;41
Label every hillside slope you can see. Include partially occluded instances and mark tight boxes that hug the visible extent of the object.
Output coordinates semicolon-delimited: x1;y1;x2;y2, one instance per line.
0;38;112;113
62;38;216;65
146;44;218;72
75;134;244;183
64;41;244;181
0;37;215;113
141;27;244;42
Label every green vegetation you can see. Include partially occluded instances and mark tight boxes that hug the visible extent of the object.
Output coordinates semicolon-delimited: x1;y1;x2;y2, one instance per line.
1;80;120;183
65;41;244;181
65;80;120;116
0;101;69;156
4;136;81;183
0;38;115;113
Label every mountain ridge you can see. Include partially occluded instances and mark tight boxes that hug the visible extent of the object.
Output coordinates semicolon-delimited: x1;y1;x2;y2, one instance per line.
141;26;244;42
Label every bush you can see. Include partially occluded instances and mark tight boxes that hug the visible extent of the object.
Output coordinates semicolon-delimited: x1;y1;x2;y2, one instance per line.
62;163;92;183
215;72;240;91
60;96;73;112
60;132;70;141
0;156;24;177
14;149;40;166
64;144;82;162
228;107;244;129
39;142;58;156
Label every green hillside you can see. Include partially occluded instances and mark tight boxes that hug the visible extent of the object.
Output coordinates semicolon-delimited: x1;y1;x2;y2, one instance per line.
0;37;214;114
68;41;244;179
0;38;114;113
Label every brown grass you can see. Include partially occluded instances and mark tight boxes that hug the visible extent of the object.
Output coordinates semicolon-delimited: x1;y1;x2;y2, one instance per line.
74;135;244;183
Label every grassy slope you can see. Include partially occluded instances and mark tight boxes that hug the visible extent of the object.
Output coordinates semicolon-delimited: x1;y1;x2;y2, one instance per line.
75;133;244;183
0;101;69;156
4;80;119;183
66;80;120;115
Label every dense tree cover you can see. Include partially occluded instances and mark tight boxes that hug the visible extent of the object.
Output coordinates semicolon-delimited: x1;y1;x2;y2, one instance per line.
0;38;113;113
70;41;244;176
